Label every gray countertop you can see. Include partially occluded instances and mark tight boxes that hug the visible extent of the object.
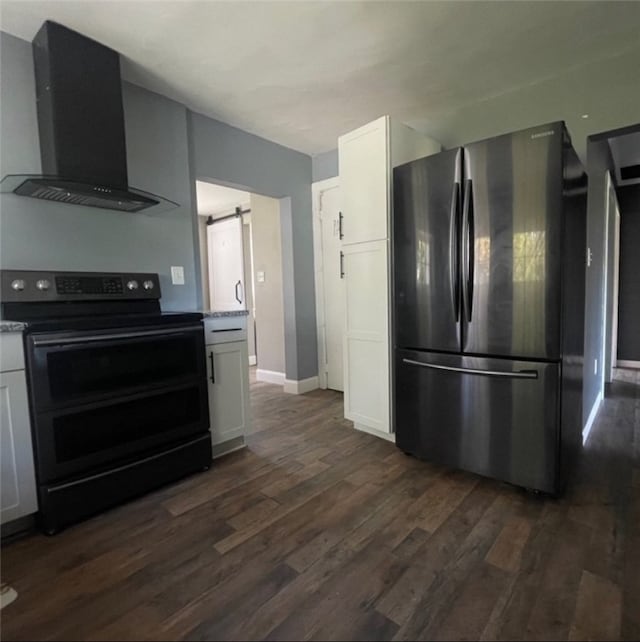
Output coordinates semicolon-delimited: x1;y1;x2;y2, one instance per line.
201;310;249;318
0;321;26;333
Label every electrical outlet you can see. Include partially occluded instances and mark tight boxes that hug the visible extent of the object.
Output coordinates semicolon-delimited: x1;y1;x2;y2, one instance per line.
171;266;185;285
587;247;593;267
257;271;265;283
594;358;598;375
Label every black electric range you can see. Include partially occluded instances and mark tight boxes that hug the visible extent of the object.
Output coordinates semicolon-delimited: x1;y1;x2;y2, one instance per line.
0;269;212;534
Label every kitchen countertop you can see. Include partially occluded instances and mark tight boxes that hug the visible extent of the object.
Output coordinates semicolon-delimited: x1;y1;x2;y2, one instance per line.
0;321;26;333
201;310;249;318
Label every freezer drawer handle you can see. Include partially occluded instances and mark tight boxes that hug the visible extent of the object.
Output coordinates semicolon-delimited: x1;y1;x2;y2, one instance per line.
402;358;538;379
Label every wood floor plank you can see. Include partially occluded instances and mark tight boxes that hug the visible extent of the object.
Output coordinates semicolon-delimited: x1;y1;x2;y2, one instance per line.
485;515;533;573
569;570;622;641
523;519;592;640
432;561;510;640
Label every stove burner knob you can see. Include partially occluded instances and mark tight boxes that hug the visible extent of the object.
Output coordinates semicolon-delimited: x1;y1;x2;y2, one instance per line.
10;279;25;292
126;280;139;291
142;280;154;291
36;279;51;291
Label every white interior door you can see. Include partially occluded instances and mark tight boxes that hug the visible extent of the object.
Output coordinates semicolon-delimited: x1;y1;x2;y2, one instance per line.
320;184;345;391
207;216;245;311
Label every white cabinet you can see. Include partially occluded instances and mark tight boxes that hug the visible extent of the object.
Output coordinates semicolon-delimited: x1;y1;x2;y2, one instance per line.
203;316;251;458
338;116;441;246
339;116;440;438
0;334;38;526
339;117;389;245
343;240;389;433
206;340;250;448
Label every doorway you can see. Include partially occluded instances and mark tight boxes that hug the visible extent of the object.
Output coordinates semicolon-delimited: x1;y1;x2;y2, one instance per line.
195;180;285;384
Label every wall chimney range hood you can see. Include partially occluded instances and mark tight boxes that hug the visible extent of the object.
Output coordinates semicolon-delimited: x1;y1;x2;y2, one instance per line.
0;21;178;213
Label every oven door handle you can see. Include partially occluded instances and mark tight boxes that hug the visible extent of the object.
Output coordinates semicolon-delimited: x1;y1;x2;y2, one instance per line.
31;324;204;347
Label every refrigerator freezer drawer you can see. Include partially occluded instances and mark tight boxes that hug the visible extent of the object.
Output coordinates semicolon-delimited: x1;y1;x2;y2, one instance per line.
395;349;560;493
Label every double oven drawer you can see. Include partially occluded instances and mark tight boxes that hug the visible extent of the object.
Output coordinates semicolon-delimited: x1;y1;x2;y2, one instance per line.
26;323;209;483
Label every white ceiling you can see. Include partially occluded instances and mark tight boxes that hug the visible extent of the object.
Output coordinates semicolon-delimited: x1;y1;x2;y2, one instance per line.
1;1;639;160
195;181;250;216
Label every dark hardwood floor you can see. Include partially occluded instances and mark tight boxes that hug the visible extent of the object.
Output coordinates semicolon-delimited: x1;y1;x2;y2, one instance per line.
1;367;638;641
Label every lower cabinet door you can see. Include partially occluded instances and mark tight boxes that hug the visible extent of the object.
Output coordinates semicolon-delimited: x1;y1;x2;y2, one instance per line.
1;369;38;524
343;239;390;434
206;341;250;445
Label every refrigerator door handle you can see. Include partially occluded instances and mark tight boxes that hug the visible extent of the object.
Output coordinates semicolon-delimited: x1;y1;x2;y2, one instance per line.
449;182;460;322
402;358;538;379
461;179;474;322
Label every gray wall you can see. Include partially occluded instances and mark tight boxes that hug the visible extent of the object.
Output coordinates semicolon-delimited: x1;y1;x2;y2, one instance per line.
251;194;285;375
0;32;198;311
616;184;640;361
312;149;339;182
197;215;210;310
583;137;616;421
189;112;317;380
242;222;256;360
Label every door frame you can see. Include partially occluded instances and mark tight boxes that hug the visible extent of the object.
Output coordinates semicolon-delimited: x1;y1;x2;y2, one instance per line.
312;176;340;390
610;204;621;376
603;171;622;386
601;172;611;394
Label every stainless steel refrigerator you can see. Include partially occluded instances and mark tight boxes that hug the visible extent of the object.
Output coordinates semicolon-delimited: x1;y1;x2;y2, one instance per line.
392;122;587;494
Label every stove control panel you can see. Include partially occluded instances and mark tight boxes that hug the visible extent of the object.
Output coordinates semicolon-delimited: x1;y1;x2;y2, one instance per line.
0;270;161;303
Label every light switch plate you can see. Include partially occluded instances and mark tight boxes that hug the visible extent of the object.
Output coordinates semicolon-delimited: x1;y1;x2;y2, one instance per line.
171;266;185;285
257;271;265;283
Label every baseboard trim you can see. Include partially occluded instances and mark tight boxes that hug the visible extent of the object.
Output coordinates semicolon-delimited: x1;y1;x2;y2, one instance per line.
616;360;640;369
256;369;285;386
212;436;246;459
284;376;319;395
248;355;257;366
582;391;603;445
353;422;396;443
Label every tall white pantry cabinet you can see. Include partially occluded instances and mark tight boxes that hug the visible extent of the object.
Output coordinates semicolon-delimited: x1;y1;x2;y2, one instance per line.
338;116;440;439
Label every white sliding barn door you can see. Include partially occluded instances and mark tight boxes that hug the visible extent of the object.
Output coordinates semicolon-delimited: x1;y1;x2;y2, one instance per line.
207;216;246;311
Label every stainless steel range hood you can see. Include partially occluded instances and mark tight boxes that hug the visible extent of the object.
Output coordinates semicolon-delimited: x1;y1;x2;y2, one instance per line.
0;21;178;214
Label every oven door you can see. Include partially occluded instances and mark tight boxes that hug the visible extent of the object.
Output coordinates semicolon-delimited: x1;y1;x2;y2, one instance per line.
26;324;210;483
27;324;206;410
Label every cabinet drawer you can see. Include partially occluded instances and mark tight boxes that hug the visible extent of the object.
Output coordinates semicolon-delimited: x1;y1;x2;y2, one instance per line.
204;316;247;344
205;328;247;345
0;333;25;372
